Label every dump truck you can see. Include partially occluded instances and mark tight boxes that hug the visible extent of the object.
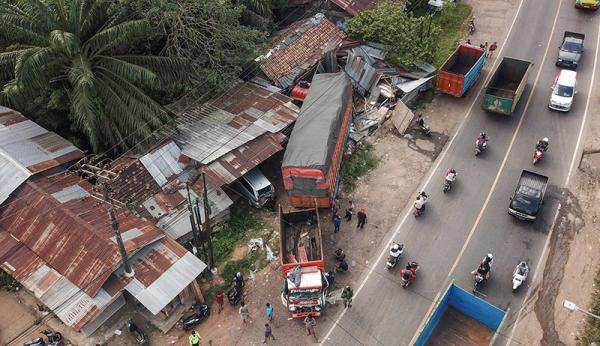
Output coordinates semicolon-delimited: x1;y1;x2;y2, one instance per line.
481;57;533;115
415;282;508;346
279;204;329;318
575;0;600;10
557;31;585;69
435;44;486;97
508;170;549;221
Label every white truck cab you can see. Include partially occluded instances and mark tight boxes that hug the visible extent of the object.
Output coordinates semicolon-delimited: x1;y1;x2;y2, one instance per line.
549;69;577;112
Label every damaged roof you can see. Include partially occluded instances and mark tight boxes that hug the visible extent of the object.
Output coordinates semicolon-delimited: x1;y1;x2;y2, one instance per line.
256;13;346;88
330;0;380;16
173;81;298;166
0;107;84;205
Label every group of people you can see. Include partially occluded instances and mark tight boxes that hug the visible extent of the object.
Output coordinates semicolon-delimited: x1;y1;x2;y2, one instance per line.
465;39;498;58
473;253;529;284
332;200;368;232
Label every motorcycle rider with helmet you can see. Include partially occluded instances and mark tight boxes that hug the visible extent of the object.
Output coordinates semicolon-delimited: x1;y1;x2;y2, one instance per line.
515;261;529;277
446;168;457;182
401;261;419;287
414;191;429;211
536;137;549;152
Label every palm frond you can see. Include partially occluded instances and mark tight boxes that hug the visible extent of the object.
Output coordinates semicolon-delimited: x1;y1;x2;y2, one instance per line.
85;19;151;53
49;29;80;57
97;57;160;90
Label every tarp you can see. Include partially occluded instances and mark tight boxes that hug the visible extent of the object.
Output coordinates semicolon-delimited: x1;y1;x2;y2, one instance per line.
282;72;351;172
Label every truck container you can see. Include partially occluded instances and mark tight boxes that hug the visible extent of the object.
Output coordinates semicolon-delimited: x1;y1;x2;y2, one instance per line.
482;57;533;115
435;44;486;97
279;203;329;318
508;170;549;221
282;72;352;208
415;282;508;346
557;31;585;69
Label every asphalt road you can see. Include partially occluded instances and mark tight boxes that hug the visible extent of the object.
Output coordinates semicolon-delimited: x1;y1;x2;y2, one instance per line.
322;0;600;345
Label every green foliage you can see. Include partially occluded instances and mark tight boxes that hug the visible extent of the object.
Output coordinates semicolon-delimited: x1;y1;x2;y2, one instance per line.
348;3;441;67
212;216;263;266
431;3;472;67
0;270;17;291
341;143;380;193
581;273;600;344
0;0;188;153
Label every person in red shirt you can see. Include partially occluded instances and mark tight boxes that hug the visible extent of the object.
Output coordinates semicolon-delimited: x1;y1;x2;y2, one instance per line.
215;291;225;313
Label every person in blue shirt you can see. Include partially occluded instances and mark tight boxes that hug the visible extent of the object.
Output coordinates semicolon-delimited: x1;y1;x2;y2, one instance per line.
265;302;273;322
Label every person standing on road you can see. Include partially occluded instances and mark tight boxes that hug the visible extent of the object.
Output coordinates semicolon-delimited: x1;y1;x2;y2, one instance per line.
357;208;367;229
263;323;276;343
488;41;498;58
304;314;318;342
239;302;250;324
333;214;341;233
189;331;201;346
265;303;274;322
341;286;354;308
215;291;225;313
331;198;340;220
344;201;355;221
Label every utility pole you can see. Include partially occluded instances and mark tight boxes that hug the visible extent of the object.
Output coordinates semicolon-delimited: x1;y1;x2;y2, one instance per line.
185;184;201;256
101;183;134;277
201;169;215;270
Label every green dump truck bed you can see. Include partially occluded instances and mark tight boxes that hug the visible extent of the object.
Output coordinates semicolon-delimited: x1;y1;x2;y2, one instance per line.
482;57;533;115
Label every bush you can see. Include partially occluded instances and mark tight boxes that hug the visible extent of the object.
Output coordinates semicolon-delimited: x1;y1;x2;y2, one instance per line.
581;273;600;343
341;143;380;193
212;216;263;266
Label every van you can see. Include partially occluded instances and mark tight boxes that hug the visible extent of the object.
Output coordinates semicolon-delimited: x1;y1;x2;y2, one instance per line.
232;167;275;208
549;69;577;112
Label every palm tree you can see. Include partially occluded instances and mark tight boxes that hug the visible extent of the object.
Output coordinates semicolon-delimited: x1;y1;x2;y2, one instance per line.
0;0;185;152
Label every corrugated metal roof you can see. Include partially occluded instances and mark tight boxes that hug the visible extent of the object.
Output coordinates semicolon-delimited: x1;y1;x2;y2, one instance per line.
205;132;285;186
174;82;298;165
256;13;346;88
330;0;380;15
0;107;84;205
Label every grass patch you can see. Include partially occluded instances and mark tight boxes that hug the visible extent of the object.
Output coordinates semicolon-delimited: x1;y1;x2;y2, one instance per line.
341;143;380;193
581;271;600;344
212;216;263;266
430;3;473;67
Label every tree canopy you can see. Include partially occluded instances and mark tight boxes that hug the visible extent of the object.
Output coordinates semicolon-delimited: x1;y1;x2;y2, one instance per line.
347;3;440;67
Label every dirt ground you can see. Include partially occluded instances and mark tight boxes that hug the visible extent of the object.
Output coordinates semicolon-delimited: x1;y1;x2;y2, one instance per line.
0;0;524;345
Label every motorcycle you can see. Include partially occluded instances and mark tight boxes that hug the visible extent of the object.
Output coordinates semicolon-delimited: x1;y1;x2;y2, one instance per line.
512;265;528;293
228;285;243;306
473;271;486;293
182;305;211;331
533;148;543;165
41;330;62;344
420;123;432;137
443;172;457;193
386;243;405;270
474;138;487;156
24;338;45;346
25;330;64;346
400;262;419;288
468;17;476;34
127;319;149;346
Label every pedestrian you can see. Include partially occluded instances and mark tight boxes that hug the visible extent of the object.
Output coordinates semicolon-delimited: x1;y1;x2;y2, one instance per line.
488;41;498;58
263;323;275;343
304;314;318;342
479;43;485;49
344;201;355;221
215;291;225;313
484;41;489;55
189;331;201;346
357;208;367;229
341;285;354;308
239;302;249;324
333;214;341;233
265;303;273;322
466;38;472;45
331;198;340;219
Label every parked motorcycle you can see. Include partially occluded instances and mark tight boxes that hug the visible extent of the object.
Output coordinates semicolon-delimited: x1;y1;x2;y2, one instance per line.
415;114;432;137
468;17;476;34
182;305;211;331
400;261;419;288
474;138;487;156
386;243;405;270
41;330;62;344
533;148;543;165
24;330;64;346
228;285;243;306
23;338;45;346
127;319;149;346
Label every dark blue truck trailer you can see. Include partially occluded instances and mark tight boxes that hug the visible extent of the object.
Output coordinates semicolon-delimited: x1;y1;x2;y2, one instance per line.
415;282;508;346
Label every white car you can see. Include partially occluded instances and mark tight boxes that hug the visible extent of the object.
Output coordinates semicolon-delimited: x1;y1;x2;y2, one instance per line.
549;69;577;112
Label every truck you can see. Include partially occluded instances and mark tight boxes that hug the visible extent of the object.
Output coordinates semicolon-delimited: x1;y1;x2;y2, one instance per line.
557;31;585;69
575;0;600;10
508;170;549;221
415;282;508;346
481;57;533;115
435;44;486;97
279;203;329;318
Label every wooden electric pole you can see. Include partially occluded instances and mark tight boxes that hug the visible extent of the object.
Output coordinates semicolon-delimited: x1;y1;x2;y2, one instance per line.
185;183;201;257
102;184;134;276
201;169;215;270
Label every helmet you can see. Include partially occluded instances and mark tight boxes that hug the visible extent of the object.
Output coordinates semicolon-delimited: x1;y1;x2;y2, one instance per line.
450;168;456;174
486;254;493;261
236;272;242;278
480;132;486;138
409;261;418;268
520;261;527;266
392;244;400;251
542;137;549;143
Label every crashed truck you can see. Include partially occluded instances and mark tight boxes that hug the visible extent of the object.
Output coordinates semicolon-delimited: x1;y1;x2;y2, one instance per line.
279;202;329;318
282;72;352;208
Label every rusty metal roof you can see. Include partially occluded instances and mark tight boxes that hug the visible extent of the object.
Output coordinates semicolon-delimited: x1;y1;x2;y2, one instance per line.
330;0;380;15
205;132;285;186
0;107;84;205
173;82;298;165
256;13;346;88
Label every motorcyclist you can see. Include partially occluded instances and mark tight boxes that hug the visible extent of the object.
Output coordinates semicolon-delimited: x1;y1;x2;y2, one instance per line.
477;132;488;145
445;168;457;182
536;137;549;152
402;261;419;284
414;191;429;211
233;272;244;289
335;248;346;262
390;243;402;256
515;261;529;278
478;254;493;280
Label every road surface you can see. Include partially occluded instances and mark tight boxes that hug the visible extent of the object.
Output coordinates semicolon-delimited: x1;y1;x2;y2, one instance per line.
322;0;600;344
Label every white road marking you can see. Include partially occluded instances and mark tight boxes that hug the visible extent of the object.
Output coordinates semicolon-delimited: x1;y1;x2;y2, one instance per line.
506;9;600;346
320;0;527;343
408;0;564;344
